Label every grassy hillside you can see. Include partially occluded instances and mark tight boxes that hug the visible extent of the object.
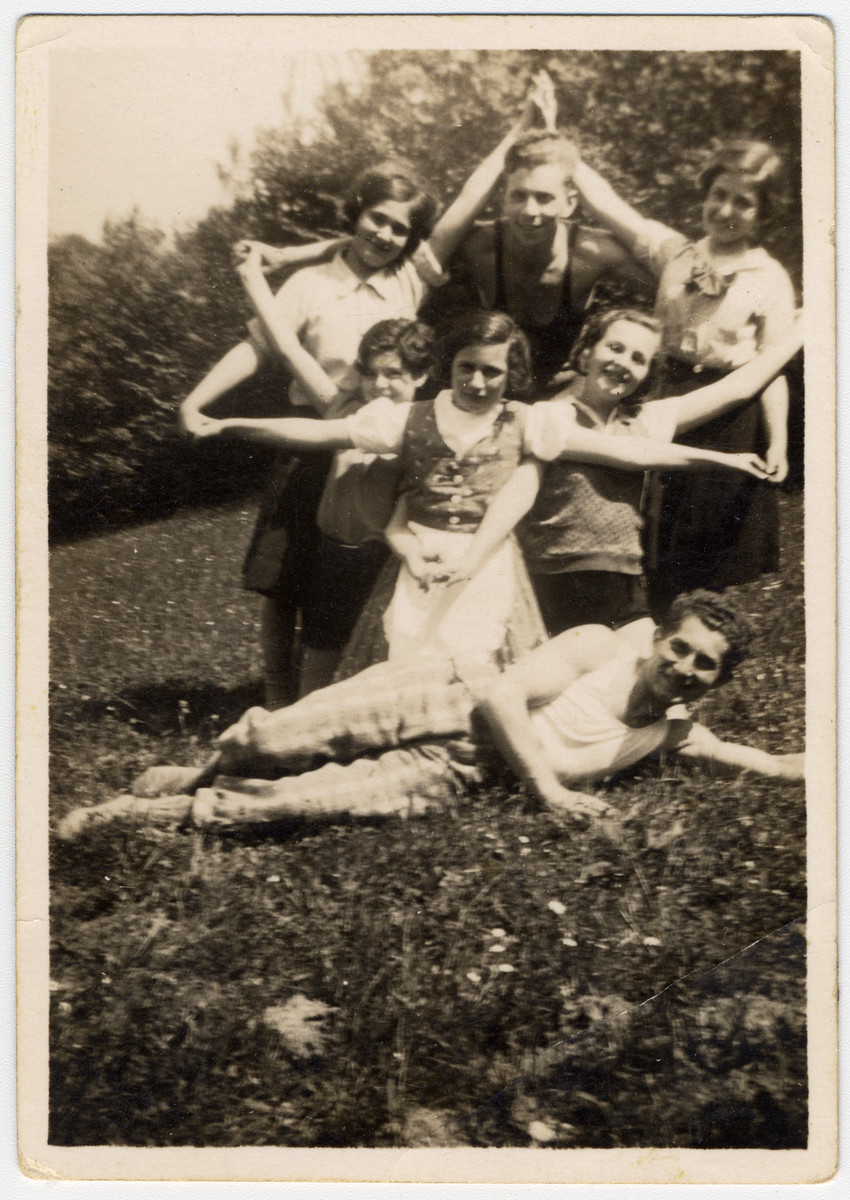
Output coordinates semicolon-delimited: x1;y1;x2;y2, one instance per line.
48;494;806;1148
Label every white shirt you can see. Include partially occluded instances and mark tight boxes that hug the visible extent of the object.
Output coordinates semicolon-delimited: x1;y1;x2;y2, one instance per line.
633;224;795;369
248;244;442;410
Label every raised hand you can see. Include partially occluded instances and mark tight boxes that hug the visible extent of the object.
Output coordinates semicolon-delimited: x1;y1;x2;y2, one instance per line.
514;69;558;136
234;241;265;282
232;239;278;275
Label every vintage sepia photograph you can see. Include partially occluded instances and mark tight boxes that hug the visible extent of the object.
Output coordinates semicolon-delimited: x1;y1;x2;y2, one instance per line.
16;13;836;1184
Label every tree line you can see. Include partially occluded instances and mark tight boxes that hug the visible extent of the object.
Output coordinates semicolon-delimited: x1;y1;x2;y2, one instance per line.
47;50;802;541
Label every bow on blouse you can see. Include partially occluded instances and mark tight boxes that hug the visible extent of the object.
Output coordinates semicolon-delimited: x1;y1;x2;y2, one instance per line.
684;260;737;298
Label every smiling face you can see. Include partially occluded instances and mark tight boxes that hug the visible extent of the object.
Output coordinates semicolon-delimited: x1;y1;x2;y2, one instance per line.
581;318;661;405
347;199;414;276
450;342;511;413
358;349;422;405
643;615;729;707
701;170;760;251
502;164;577;247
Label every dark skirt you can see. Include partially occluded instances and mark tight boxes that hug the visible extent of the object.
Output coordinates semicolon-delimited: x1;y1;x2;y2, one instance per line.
646;359;779;616
242;452;332;602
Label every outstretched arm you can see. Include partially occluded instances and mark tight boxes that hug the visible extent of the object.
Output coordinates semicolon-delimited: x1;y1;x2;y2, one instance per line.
654;318;803;437
670;721;805;780
237;246;340;411
428;72;558;268
179;341;262;435
552;425;771;480
197;414;354;452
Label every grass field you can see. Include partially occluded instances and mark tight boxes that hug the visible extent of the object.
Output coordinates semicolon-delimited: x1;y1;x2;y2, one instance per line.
48;494;807;1149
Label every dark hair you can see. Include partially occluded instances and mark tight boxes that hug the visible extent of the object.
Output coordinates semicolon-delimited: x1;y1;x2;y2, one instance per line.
355;318;435;378
504;131;579;186
431;311;533;395
568;307;664;404
698;139;786;225
342;160;437;256
659;589;753;684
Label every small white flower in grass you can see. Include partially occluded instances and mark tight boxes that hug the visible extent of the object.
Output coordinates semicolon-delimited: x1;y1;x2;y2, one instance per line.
547;899;567;916
466;971;482;984
643;937;662;947
490;928;506;938
497;963;516;973
266;875;281;884
561;937;578;948
520;847;531;856
489;943;506;953
743;861;756;869
517;836;530;844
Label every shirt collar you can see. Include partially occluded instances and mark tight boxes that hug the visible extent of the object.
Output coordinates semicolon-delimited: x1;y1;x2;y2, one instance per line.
693;238;768;274
327;250;399;300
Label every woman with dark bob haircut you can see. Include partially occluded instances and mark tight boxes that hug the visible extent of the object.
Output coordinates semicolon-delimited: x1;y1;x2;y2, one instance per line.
341;160;437;257
430;310;534;398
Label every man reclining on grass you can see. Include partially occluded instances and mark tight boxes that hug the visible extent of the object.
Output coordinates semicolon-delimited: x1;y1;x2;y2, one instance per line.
57;590;803;840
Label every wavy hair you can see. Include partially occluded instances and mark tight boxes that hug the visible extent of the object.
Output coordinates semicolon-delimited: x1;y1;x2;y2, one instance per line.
355;318;435;378
659;588;753;684
342;160;437;257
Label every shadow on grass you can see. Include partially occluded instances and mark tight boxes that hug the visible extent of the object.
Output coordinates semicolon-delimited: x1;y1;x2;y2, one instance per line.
51;678;263;737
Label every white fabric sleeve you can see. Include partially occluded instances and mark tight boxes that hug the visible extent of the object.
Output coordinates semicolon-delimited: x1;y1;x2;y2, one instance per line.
344;399;412;453
757;262;796;347
523;401;575;462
